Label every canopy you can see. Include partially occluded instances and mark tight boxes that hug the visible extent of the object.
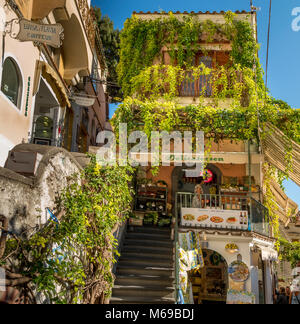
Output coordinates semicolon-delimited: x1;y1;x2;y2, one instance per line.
262;123;300;187
33;60;71;108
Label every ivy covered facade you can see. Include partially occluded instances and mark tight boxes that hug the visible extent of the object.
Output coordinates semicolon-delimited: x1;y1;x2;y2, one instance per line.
111;10;299;304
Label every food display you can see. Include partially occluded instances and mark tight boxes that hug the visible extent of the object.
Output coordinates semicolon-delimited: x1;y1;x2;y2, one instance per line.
210;216;224;224
197;215;209;222
227;217;237;224
228;261;250;282
183;214;195;221
181;208;248;230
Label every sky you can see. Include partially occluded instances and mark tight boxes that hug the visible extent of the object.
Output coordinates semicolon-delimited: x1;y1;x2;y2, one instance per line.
93;0;300;205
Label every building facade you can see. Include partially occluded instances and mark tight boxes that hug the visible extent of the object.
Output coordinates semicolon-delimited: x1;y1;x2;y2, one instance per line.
0;0;108;167
110;10;299;305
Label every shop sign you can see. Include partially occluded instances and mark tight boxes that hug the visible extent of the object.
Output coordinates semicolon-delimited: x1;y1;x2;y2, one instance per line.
181;208;248;230
16;19;64;48
71;95;96;107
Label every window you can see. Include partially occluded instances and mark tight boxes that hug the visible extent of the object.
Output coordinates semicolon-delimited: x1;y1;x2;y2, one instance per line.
1;58;23;108
180;55;213;97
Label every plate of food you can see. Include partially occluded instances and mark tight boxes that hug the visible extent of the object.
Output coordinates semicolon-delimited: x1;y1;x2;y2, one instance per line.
227;217;237;224
197;215;209;222
183;214;195;221
210;216;224;224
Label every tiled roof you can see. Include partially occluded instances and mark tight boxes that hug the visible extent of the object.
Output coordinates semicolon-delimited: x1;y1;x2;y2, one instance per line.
132;10;250;15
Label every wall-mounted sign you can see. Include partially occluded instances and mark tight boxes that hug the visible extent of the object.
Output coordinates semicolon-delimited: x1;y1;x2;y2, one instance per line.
181;208;248;230
16;19;64;48
71;95;96;107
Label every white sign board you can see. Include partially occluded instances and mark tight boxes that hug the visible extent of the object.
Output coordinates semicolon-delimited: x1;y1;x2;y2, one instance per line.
71;95;95;107
181;208;248;230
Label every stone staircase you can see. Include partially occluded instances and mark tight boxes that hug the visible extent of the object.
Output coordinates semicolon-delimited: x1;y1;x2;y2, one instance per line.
110;225;175;304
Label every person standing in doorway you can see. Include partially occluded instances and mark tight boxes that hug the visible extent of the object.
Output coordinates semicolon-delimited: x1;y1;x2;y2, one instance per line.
192;182;204;208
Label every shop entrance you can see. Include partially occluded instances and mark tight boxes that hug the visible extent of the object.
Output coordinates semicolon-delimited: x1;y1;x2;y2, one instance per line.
31;79;60;146
190;249;228;304
171;164;222;207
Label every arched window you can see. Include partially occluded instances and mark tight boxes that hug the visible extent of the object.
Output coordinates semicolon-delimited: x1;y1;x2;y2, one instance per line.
1;57;22;108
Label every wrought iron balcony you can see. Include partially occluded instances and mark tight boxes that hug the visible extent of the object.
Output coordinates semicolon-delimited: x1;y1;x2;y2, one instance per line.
175;192;270;238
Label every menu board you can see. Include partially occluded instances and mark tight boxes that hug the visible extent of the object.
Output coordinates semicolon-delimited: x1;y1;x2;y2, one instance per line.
181;208;248;230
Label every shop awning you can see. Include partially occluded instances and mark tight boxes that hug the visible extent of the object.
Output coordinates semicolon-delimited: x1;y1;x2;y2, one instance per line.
33;61;71;107
262;123;300;187
15;0;66;20
258;245;278;262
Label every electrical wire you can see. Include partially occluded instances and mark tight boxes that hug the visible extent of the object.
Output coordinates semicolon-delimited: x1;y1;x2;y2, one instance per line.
265;0;272;88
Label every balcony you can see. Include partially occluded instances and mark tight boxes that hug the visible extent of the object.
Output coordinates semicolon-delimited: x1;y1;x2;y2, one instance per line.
133;65;248;104
175;192;270;238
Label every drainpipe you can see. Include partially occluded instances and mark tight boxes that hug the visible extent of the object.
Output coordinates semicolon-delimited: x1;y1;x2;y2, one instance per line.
248;141;252;231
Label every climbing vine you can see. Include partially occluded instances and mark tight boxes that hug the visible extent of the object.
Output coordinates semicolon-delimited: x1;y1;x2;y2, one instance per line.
0;157;133;304
279;238;300;268
114;12;299;245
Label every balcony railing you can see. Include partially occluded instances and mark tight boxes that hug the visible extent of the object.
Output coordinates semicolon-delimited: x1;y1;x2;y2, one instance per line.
175;192;270;237
178;69;244;98
133;65;248;102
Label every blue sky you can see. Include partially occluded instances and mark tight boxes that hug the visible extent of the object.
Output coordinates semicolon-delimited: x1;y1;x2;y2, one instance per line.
93;0;300;205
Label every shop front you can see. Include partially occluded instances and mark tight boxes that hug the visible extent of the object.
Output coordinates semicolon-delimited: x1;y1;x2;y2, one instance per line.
176;228;277;304
30;61;71;147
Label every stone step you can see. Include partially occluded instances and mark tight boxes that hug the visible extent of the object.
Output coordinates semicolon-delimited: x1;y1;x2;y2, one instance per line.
122;244;173;254
123;238;173;248
117;264;174;277
114;274;174;287
110;296;175;305
125;231;172;241
121;250;173;261
112;285;175;299
119;255;173;268
128;225;171;235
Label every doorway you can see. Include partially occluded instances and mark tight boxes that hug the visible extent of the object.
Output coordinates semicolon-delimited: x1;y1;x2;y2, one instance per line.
190;249;228;304
31;79;60;146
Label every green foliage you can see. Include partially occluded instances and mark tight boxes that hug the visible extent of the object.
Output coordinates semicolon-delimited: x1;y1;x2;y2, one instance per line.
94;7;122;102
113;11;300;245
1;157;133;304
279;238;300;268
117;12;264;97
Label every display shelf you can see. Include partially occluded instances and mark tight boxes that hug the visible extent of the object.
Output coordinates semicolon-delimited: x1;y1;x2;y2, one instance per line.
134;182;169;226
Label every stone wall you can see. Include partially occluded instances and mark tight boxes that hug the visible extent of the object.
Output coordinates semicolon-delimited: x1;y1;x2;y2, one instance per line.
0;144;88;235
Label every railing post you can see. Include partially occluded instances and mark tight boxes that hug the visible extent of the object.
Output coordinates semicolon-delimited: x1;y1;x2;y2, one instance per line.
175;193;179;304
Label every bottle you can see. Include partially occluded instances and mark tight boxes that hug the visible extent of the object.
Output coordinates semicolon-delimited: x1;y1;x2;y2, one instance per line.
240;212;243;225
